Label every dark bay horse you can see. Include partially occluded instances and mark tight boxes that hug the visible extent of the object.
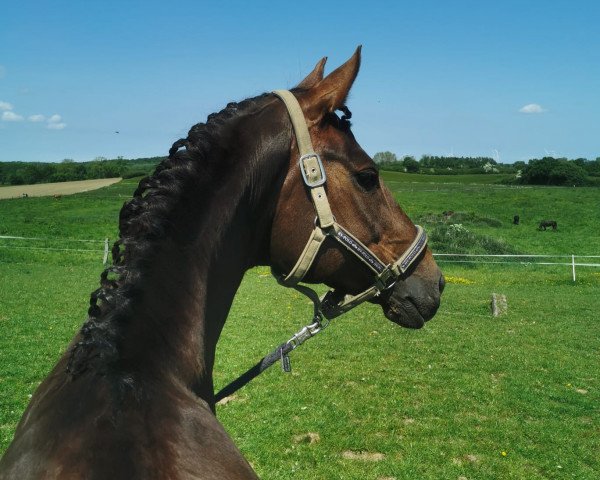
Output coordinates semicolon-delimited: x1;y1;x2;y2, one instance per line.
539;220;557;230
0;48;444;479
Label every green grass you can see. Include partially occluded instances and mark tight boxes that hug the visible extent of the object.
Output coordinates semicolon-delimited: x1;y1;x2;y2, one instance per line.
0;178;138;240
216;266;599;479
1;177;599;479
380;171;514;185
382;171;600;255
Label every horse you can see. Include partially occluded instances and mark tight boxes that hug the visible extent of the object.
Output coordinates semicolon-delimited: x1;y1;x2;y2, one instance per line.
539;220;557;230
0;48;444;479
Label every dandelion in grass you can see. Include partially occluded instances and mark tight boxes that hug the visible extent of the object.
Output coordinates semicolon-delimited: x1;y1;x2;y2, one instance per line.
445;275;474;285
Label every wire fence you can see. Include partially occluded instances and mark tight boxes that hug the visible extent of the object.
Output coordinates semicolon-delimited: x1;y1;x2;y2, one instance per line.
1;235;599;281
432;253;600;281
0;235;110;264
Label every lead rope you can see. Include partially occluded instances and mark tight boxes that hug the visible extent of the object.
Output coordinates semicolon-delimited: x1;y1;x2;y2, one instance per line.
215;91;333;402
214;282;326;403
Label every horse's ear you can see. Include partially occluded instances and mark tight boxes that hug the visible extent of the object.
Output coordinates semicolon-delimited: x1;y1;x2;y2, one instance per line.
296;57;327;89
303;46;361;121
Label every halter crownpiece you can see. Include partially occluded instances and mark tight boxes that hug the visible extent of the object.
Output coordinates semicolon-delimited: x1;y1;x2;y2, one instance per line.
272;89;428;319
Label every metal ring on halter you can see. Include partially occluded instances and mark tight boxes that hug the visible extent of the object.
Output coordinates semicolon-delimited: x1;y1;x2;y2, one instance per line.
382;278;397;292
314;215;336;228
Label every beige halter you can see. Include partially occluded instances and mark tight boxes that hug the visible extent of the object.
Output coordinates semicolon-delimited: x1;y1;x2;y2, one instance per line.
214;90;430;402
272;90;428;319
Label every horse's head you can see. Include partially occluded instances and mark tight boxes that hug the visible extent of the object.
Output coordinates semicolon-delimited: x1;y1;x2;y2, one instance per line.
270;47;444;329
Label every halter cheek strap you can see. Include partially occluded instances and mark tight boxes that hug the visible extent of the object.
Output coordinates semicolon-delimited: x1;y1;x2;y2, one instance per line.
272;89;428;320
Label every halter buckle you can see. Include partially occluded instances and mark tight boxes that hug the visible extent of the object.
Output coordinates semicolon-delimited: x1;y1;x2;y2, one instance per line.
299;153;326;188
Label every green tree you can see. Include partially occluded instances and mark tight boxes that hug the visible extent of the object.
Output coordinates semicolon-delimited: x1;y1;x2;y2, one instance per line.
52;161;86;181
548;161;587;186
403;156;420;173
586;159;600;176
20;164;56;184
373;151;397;164
521;157;587;186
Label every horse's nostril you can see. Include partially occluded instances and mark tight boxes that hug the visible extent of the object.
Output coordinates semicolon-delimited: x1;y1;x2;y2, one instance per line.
439;274;446;294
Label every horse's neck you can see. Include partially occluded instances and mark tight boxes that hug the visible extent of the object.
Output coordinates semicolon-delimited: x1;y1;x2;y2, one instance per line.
117;160;283;404
120;203;249;390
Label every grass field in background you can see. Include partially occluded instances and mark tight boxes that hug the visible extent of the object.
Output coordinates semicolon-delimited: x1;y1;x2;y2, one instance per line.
1;176;599;479
0;178;123;200
379;171;514;185
381;171;600;255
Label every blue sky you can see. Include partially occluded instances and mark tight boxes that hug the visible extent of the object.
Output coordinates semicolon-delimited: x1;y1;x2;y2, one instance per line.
1;0;599;163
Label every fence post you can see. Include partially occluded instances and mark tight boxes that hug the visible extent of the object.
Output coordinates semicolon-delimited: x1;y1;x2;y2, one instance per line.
572;254;576;282
103;238;109;265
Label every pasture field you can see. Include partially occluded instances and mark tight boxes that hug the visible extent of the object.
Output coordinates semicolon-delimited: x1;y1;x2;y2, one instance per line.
380;171;600;255
1;175;599;479
379;171;514;185
0;178;122;200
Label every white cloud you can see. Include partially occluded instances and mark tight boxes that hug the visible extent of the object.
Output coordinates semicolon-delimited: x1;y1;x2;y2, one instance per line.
519;103;546;114
2;111;24;121
46;114;66;130
0;105;65;127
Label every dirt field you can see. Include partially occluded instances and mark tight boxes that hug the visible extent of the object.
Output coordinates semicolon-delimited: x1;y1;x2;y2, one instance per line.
0;178;122;200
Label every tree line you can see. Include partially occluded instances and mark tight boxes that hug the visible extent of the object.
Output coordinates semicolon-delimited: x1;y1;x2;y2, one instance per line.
515;157;600;186
2;153;599;188
373;152;506;174
0;157;165;186
373;152;600;186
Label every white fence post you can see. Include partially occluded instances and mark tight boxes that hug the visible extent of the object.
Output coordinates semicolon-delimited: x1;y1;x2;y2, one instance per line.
103;238;109;265
572;254;576;282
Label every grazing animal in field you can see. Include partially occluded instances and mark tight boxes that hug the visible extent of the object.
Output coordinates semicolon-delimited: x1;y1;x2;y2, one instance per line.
21;193;28;198
538;220;557;230
0;48;443;480
53;194;62;200
513;215;520;225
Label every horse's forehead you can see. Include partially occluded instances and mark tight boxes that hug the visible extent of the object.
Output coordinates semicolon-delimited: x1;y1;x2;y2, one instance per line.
312;125;371;168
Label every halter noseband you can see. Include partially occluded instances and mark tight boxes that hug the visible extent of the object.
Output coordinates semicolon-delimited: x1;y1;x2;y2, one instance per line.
272;90;428;319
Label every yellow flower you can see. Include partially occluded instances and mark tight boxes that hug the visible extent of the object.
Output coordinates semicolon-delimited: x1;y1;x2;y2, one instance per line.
501;451;507;457
445;275;474;285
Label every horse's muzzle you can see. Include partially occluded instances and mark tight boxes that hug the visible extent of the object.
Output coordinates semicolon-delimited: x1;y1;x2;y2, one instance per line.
374;273;444;329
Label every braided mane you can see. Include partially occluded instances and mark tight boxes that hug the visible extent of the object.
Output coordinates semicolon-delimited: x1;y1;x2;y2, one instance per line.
67;93;271;377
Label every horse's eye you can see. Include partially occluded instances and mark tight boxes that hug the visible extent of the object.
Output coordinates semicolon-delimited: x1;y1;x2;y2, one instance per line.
355;169;379;192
